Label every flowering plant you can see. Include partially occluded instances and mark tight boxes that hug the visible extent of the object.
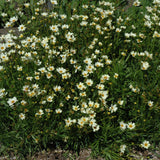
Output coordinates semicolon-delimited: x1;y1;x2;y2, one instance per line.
0;0;159;159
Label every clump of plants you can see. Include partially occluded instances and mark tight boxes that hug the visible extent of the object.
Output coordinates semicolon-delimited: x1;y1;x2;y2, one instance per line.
0;0;159;159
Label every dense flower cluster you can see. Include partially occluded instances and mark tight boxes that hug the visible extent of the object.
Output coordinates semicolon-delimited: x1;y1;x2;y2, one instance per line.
0;0;159;157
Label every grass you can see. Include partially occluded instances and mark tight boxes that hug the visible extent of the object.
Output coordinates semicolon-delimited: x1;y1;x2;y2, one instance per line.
0;0;160;159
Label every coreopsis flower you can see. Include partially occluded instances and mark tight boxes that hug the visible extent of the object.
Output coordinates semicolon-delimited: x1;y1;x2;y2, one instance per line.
98;90;109;100
50;25;59;33
109;104;118;113
0;88;7;98
51;0;58;5
18;24;26;32
65;118;73;127
65;32;76;42
54;86;61;92
65;95;71;101
72;105;79;111
141;140;150;149
46;72;52;79
95;62;104;67
96;84;104;90
80;21;88;26
0;43;6;51
36;109;44;116
19;113;25;120
118;100;124;105
47;66;55;71
32;84;39;90
120;145;126;154
141;61;150;70
120;121;127;130
41;12;48;17
82;71;89;77
24;3;30;8
88;101;94;107
153;31;160;38
1;13;7;17
114;73;119;79
101;74;110;80
81;102;88;108
62;24;69;29
56;67;66;74
17;66;23;71
92;124;100;132
148;101;153;107
94;102;100;109
0;53;8;62
38;67;47;73
127;122;135;130
84;58;92;64
77;82;86;90
47;96;53;102
22;85;30;92
0;66;4;71
133;0;141;6
7;97;18;107
86;79;93;86
21;100;27;106
89;119;96;126
80;92;86;97
5;22;11;28
55;108;62;114
9;16;18;23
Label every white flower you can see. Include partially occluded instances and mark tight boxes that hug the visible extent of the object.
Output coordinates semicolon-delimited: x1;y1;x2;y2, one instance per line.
17;66;23;71
7;97;18;107
109;104;118;113
141;140;150;149
96;84;104;90
0;44;6;51
9;16;18;23
120;145;126;154
65;32;76;42
56;67;66;74
51;0;58;5
18;24;26;32
148;101;153;107
80;21;88;26
77;82;86;90
38;67;47;73
120;121;127;130
54;86;61;92
127;122;135;130
65;118;73;127
98;90;109;100
47;96;53;102
86;79;93;86
55;108;62;114
141;61;150;70
24;3;30;8
50;25;59;33
114;73;119;79
36;109;44;116
0;66;4;71
118;100;124;105
92;124;100;132
19;113;25;120
72;105;79;111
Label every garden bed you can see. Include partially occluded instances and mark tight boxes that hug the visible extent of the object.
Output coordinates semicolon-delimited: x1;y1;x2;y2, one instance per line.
0;0;160;159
